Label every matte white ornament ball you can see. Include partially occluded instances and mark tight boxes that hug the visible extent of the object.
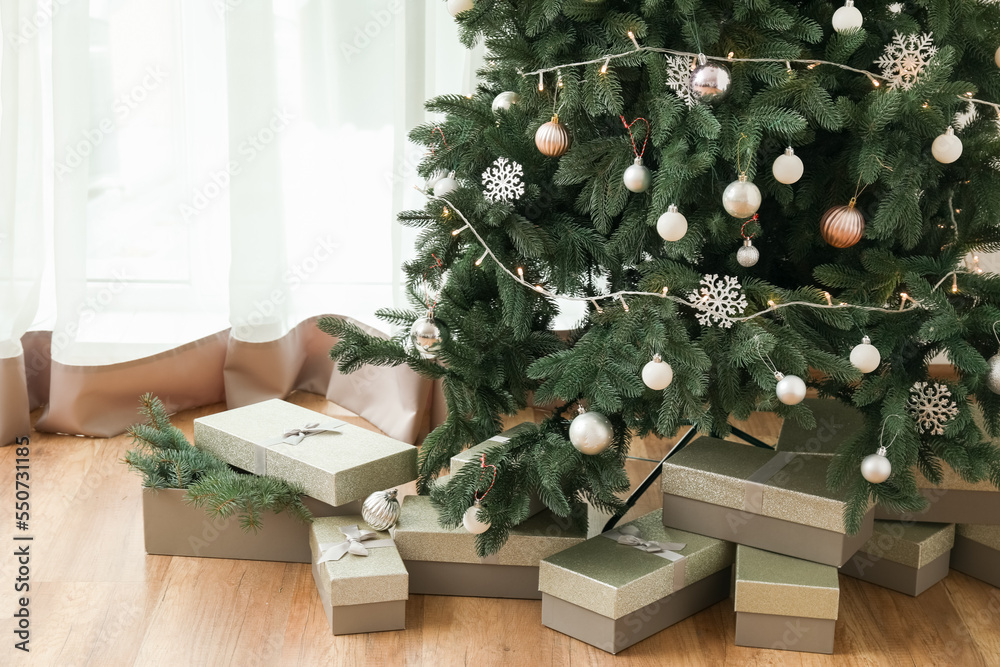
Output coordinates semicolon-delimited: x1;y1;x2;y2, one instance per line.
736;239;759;267
995;45;1000;69
425;169;448;190
689;54;731;102
447;0;474;17
462;502;490;534
434;172;459;197
491;91;520;113
657;204;688;242
623;157;651;193
410;316;443;359
775;372;806;405
861;446;892;483
641;354;674;391
850;336;881;373
772;147;804;185
722;174;762;219
986;354;1000;394
569;410;614;455
931;127;963;164
832;0;863;33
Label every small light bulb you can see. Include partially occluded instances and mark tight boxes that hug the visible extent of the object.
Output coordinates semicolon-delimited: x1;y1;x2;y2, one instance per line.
517;267;524;278
767;299;776;307
619;295;629;312
727;51;735;60
871;78;880;87
824;292;833;306
952;274;958;293
601;57;610;74
662;286;669;296
627;30;640;49
476;250;488;266
538;72;544;91
534;284;545;292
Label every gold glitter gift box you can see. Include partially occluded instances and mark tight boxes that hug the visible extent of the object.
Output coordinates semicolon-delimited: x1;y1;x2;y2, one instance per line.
309;515;408;635
193;399;417;507
734;545;840;654
392;494;586;599
839;521;954;596
775;398;865;456
661;436;874;567
950;524;1000;588
538;510;735;654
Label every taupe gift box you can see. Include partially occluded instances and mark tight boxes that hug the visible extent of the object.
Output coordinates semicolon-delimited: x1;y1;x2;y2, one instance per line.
309;516;408;635
392;495;586;599
539;510;735;654
839;521;954;596
142;487;360;562
193;399;417;507
873;466;1000;525
775;398;865;456
661;437;874;567
950;524;1000;588
734;545;839;654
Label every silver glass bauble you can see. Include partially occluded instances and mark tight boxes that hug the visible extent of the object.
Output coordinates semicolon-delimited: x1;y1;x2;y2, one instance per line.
722;174;762;219
623;157;651;193
410;315;443;359
689;54;731;103
736;239;759;267
361;489;401;531
775;372;806;405
987;354;1000;394
491;91;520;113
861;446;892;483
462;501;490;534
568;409;614;455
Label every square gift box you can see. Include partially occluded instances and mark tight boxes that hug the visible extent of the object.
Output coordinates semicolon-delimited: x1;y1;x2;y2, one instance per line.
392;495;586;599
839;521;954;596
775;398;865;456
734;545;839;654
661;437;874;567
950;524;1000;588
193;399;417;507
309;515;408;635
538;510;734;654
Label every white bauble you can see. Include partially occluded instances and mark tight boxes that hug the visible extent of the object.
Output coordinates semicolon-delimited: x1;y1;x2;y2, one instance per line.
987;354;1000;394
932;127;963;164
850;336;881;373
736;239;759;267
568;410;614;455
434;172;460;196
772;147;804;185
447;0;474;17
491;91;520;113
832;0;863;33
657;204;688;242
425;169;448;190
462;503;490;534
861;448;892;483
642;355;674;391
722;175;762;218
623;158;651;193
775;373;807;405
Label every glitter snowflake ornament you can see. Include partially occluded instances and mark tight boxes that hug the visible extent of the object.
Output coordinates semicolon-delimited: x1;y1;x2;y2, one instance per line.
887;2;904;13
907;381;959;435
876;32;938;90
481;157;525;203
664;55;696;107
687;274;749;328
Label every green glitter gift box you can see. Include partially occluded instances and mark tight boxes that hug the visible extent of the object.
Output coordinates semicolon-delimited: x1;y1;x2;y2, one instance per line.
951;524;1000;588
392;494;586;599
840;520;954;596
538;510;735;654
734;545;840;654
661;436;874;567
193;399;417;507
309;515;408;635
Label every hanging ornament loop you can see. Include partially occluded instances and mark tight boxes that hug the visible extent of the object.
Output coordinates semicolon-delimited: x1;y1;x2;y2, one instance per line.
741;214;759;240
422;253;445;315
620;115;650;161
736;132;750;176
474;453;498;504
429;126;449;155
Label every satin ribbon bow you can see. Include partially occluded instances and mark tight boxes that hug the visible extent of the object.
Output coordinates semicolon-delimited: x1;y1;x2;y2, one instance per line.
613;526;686;554
317;525;395;563
278;422;341;446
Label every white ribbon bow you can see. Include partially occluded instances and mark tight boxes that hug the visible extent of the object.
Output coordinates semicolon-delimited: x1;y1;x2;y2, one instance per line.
613;525;687;554
253;420;343;474
317;525;395;563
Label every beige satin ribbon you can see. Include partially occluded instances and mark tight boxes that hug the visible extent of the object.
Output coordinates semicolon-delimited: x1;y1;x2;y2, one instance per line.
602;526;688;590
743;451;798;513
254;420;344;475
317;524;395;563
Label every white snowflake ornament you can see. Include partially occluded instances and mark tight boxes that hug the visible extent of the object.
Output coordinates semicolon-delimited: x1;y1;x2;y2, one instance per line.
481;157;525;203
876;32;938;90
687;274;748;328
887;2;904;13
906;381;958;435
665;55;696;107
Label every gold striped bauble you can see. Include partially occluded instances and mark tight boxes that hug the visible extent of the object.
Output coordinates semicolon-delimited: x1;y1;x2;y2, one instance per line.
819;200;865;248
535;114;571;157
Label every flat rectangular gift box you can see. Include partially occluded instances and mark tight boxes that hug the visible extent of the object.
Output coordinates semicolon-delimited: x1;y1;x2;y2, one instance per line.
950;524;1000;588
142;487;360;562
539;510;735;654
734;545;840;654
392;494;586;599
309;515;408;635
661;437;874;567
873;466;1000;525
775;398;865;456
839;520;954;596
193;399;417;507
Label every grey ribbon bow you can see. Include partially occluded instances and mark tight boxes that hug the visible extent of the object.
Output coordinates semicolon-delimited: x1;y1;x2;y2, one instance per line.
317;525;395;563
253;420;343;475
611;525;687;554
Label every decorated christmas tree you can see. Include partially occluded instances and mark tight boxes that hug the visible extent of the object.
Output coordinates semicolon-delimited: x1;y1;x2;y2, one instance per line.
320;0;1000;554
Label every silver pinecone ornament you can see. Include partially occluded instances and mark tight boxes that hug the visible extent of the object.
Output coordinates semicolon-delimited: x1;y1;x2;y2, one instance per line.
361;489;401;531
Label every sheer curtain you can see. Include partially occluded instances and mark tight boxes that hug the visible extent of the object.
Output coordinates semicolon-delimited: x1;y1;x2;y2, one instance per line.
0;0;482;445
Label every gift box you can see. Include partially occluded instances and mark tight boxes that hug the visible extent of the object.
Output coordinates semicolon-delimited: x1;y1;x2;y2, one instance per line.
874;466;1000;525
839;521;954;596
950;524;1000;588
538;510;735;654
193;399;417;507
661;437;874;567
142;487;360;562
775;398;864;456
392;495;586;599
309;515;408;635
734;545;839;654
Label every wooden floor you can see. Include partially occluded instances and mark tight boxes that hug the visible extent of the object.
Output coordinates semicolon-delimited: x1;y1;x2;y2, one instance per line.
2;392;999;666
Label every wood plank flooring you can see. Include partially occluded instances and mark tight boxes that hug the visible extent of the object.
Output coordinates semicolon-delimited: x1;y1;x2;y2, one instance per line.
1;392;998;666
